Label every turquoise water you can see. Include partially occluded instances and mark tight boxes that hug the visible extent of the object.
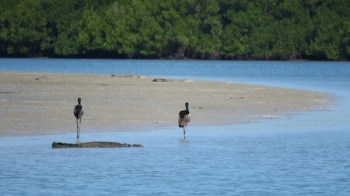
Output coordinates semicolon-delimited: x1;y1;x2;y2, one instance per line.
0;59;350;195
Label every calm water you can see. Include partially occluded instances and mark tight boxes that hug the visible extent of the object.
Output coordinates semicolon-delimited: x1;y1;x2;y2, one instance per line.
0;59;350;195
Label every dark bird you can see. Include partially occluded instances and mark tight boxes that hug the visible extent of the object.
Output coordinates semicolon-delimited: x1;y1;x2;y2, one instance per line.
74;98;84;139
178;102;190;139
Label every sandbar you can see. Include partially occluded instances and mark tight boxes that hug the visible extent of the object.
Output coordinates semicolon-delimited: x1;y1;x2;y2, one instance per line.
0;72;333;137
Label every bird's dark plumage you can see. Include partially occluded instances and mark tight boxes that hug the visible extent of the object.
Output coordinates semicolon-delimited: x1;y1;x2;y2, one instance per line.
179;109;189;119
74;105;83;119
178;102;190;128
74;98;84;120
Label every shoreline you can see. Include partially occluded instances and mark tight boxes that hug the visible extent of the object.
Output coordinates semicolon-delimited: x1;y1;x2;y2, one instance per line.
0;71;333;137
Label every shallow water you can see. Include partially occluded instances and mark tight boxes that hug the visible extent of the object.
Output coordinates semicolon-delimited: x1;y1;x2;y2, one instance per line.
0;59;350;195
1;126;350;195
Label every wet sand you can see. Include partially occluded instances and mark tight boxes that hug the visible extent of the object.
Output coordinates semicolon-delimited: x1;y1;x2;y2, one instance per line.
0;72;333;137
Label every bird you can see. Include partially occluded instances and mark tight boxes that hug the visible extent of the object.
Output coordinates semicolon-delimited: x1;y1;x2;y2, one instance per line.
178;102;190;139
74;97;84;139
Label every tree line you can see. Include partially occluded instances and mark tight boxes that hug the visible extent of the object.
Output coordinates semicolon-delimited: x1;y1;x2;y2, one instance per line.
0;0;349;60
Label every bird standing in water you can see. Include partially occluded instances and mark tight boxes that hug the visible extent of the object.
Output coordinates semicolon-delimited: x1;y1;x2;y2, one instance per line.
74;98;84;139
178;102;190;139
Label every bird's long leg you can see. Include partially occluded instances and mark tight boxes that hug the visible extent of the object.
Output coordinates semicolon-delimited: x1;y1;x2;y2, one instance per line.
183;126;186;139
79;118;81;138
76;119;79;139
78;119;81;139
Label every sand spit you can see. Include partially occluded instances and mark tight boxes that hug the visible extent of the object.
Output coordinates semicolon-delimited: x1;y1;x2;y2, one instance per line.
0;72;333;137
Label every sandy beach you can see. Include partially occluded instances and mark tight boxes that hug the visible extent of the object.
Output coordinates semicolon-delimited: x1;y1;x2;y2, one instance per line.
0;72;333;137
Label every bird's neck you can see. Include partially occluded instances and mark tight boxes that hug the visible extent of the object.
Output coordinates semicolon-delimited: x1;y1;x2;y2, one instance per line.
185;105;189;112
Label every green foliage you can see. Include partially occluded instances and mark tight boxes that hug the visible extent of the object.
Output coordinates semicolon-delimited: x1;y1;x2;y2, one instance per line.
0;0;49;55
0;0;349;60
309;0;350;60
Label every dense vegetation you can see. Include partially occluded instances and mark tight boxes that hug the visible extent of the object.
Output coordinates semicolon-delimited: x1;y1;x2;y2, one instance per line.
0;0;349;60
